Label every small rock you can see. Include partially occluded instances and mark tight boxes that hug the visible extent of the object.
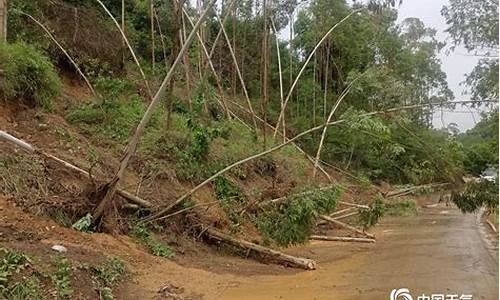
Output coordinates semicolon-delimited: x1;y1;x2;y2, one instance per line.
51;245;67;253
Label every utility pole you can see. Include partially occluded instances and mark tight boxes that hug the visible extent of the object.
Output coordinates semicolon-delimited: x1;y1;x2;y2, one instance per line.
0;0;7;42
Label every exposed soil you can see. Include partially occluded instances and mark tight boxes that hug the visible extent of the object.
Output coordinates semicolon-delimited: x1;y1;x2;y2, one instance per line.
1;193;497;299
217;200;499;300
2;83;496;299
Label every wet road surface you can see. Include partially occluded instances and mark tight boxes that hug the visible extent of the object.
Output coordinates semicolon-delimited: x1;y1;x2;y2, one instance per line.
218;203;499;300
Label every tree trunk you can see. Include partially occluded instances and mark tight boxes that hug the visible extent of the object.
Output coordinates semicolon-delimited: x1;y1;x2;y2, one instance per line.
323;42;330;120
0;131;153;209
180;5;231;118
232;4;237;98
121;0;125;65
261;0;269;149
19;12;97;98
313;52;317;130
218;17;258;131
205;228;316;270
310;235;375;243
96;0;153;100
0;0;6;42
271;18;285;143
145;100;478;222
180;5;191;106
166;0;182;129
153;8;168;69
92;0;217;224
150;0;155;70
320;215;375;239
273;10;360;138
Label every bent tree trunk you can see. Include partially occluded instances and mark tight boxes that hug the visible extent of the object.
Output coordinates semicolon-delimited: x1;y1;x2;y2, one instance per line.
273;9;361;138
93;0;217;223
146;100;481;222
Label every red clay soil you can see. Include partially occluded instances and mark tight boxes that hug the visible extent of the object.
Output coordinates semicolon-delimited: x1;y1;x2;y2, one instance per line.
0;82;383;299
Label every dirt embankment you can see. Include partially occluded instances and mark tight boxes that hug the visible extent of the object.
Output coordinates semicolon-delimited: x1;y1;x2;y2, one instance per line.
0;81;381;298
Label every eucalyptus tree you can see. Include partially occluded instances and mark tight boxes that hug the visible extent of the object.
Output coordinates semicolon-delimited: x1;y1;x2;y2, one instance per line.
442;0;499;102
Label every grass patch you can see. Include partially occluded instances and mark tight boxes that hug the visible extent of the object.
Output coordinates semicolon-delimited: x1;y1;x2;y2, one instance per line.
80;257;127;300
131;225;175;258
255;186;342;247
0;42;61;110
0;248;44;300
0;155;48;198
385;199;417;217
67;95;163;142
52;258;73;299
1;276;44;300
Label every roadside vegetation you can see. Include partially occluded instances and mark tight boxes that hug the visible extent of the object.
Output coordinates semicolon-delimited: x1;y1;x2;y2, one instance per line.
0;247;126;299
0;0;497;283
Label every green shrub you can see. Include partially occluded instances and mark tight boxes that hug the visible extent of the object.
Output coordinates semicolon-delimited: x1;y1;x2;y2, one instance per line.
214;176;245;224
92;257;126;287
95;76;134;101
358;197;386;229
0;42;61;109
52;258;73;299
72;213;94;232
452;180;498;213
67;95;161;141
214;176;241;201
80;257;126;300
0;248;31;285
256;186;342;247
1;276;43;300
131;225;174;258
0;248;43;300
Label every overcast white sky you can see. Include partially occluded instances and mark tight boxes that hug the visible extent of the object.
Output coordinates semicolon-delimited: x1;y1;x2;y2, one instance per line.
396;0;491;132
276;0;494;132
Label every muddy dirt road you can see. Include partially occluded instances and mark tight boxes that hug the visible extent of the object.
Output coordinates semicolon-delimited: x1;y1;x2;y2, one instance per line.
218;203;498;300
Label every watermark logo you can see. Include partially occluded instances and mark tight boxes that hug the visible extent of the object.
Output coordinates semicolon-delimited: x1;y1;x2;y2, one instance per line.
390;288;413;300
389;288;473;300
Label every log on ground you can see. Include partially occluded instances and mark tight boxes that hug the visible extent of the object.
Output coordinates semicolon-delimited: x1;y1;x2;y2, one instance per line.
320;215;375;239
204;228;317;270
310;235;375;243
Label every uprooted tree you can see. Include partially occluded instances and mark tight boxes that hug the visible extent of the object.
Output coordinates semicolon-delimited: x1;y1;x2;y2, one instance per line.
0;0;497;269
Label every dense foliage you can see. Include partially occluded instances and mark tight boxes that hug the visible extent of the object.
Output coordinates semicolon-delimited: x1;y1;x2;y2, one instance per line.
459;111;499;175
256;186;342;246
2;0;498;242
0;42;61;109
4;0;477;186
442;0;499;102
452;180;498;213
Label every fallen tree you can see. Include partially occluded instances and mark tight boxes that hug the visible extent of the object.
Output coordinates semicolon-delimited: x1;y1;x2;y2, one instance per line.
310;235;375;243
0;131;153;208
384;183;451;198
92;0;217;223
204;227;317;270
319;215;375;239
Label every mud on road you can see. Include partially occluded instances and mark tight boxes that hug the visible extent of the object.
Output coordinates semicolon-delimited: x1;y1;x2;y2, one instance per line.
217;202;499;300
1;196;497;299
